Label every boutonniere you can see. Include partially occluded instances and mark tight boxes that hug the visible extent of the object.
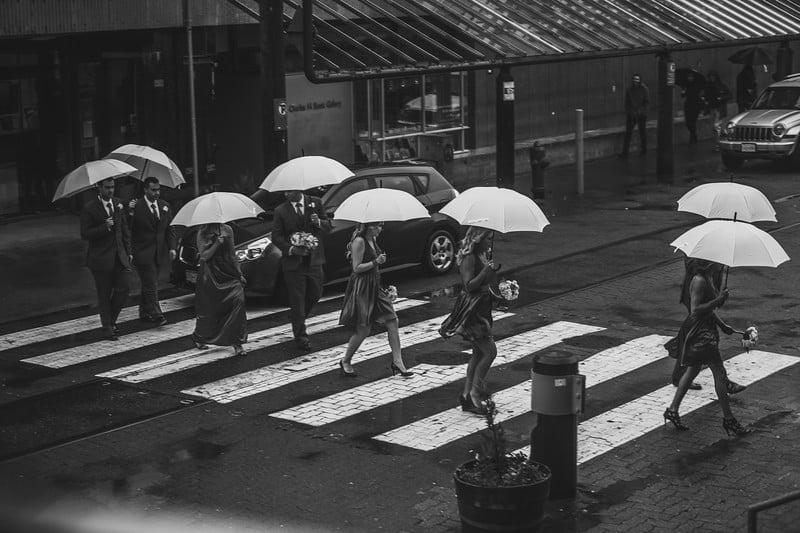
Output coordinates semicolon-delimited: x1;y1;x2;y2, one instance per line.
162;205;169;212
309;202;315;209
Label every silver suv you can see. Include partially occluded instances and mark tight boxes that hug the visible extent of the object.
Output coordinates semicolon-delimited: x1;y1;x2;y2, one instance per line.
719;73;800;169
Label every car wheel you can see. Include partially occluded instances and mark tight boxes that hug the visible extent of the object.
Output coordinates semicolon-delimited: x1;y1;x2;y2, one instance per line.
721;154;744;170
423;229;456;275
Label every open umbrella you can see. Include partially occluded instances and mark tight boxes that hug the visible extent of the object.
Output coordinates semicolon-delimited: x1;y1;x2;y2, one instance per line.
171;192;264;227
677;182;776;222
440;186;550;233
334;188;429;223
670;219;789;287
259;156;353;192
105;144;186;188
675;68;706;89
728;46;773;65
52;159;139;202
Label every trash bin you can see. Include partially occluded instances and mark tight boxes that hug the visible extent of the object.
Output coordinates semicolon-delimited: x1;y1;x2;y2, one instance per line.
529;141;549;199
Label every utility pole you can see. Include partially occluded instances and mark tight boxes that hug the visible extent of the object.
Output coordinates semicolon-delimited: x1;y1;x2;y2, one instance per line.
260;0;288;175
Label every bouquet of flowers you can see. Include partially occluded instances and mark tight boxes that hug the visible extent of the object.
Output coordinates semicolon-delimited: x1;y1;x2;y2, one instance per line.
383;285;398;302
498;279;520;301
290;231;319;250
741;326;758;352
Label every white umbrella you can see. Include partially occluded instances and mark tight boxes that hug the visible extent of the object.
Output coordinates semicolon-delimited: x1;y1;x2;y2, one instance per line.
334;188;430;223
677;182;776;222
52;159;139;202
670;220;789;268
171;192;264;227
105;144;186;188
440;186;550;233
259;156;353;192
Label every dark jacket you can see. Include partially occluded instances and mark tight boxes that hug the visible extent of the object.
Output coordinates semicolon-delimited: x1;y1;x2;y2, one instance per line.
128;197;177;267
625;83;650;116
271;195;332;272
80;196;132;271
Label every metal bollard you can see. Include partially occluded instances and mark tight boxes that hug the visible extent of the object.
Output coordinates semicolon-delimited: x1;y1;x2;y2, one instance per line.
529;141;549;199
529;351;585;500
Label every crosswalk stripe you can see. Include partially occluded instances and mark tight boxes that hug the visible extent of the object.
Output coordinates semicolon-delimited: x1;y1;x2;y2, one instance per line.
100;298;428;382
569;350;799;465
0;294;196;352
181;310;515;403
374;334;670;451
270;321;605;426
21;293;342;369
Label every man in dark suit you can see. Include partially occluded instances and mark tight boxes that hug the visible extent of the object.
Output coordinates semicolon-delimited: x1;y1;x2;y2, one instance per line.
271;189;332;351
80;177;132;340
127;177;177;326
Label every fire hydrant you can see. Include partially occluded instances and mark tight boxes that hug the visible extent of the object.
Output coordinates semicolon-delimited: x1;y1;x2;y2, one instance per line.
529;141;549;199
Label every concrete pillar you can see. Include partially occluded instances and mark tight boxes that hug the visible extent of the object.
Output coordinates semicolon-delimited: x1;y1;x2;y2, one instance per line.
656;51;675;183
496;66;515;189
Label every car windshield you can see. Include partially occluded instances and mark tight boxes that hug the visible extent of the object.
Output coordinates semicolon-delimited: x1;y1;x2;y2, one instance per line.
752;87;800;110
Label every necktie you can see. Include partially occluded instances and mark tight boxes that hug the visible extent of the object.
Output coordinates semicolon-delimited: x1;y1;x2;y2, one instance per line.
295;202;303;218
106;202;113;217
151;203;159;221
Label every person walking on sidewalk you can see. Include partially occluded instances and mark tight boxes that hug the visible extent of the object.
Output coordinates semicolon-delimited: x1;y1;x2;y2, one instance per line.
664;259;750;436
191;223;247;356
736;65;757;113
669;257;747;394
271;190;331;352
682;71;705;145
620;73;650;157
127;177;176;327
439;226;499;415
338;222;413;378
80;177;132;341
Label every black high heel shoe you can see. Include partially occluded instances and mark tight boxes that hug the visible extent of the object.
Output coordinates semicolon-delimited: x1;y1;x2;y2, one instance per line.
722;417;751;436
663;408;689;430
390;362;414;377
339;359;357;378
459;394;473;411
726;380;747;395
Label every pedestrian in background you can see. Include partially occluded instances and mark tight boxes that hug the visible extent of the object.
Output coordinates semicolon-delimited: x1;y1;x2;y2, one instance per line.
620;73;650;158
80;177;132;341
271;190;331;352
338;222;413;378
127;177;176;327
704;70;732;151
664;259;750;436
736;65;757;113
439;226;499;415
191;223;247;356
681;71;705;145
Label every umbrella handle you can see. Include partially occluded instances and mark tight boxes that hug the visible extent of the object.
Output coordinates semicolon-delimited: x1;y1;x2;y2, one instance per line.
723;266;729;290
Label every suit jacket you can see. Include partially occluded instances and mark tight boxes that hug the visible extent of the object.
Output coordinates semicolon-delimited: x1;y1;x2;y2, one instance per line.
80;196;132;271
271;195;331;272
128;198;177;267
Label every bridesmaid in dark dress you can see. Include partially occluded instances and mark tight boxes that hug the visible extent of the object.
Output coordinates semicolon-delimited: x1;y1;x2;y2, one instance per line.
664;259;750;436
338;222;413;377
191;222;248;356
439;226;498;414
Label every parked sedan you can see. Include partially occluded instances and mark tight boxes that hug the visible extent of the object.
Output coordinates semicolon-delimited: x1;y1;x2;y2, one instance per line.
171;165;461;300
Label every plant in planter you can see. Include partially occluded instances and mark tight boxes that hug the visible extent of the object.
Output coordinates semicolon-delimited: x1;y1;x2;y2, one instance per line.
453;397;552;533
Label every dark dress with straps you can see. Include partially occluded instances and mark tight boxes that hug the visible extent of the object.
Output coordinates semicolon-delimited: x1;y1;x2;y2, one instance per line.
339;240;396;328
439;251;494;341
192;225;247;346
670;273;723;368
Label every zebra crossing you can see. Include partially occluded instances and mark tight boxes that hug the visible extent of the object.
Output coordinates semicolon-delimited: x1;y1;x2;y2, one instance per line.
4;293;798;465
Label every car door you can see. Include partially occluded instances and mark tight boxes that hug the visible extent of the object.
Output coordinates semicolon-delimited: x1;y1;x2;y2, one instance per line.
371;173;430;268
322;176;373;283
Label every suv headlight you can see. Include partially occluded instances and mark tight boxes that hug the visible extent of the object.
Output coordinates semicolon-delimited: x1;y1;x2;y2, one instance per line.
235;237;271;262
773;123;786;138
724;121;736;135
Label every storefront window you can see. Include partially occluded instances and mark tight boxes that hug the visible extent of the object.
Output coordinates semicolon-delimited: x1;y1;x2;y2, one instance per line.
353;72;471;164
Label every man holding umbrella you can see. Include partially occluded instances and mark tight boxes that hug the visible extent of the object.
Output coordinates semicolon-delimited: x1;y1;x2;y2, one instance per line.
80;177;132;341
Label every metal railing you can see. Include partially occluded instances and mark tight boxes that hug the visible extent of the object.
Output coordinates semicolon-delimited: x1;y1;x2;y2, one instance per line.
747;489;800;532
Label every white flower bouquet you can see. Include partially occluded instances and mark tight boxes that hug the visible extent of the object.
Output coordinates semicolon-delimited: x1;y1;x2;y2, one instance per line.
290;231;319;250
741;326;758;352
498;279;519;301
383;285;398;302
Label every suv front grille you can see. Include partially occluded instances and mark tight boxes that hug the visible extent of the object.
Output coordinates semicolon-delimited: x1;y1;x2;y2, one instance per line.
731;126;773;142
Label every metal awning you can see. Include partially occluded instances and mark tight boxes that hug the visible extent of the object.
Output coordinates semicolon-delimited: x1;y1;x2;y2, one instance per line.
293;0;800;82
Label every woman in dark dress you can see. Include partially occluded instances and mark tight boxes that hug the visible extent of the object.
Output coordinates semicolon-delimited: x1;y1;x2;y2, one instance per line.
439;226;498;414
664;259;749;436
191;222;247;356
338;222;413;377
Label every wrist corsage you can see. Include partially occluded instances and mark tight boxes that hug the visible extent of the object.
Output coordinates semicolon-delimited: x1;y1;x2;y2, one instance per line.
741;326;758;352
290;231;319;250
498;279;520;301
